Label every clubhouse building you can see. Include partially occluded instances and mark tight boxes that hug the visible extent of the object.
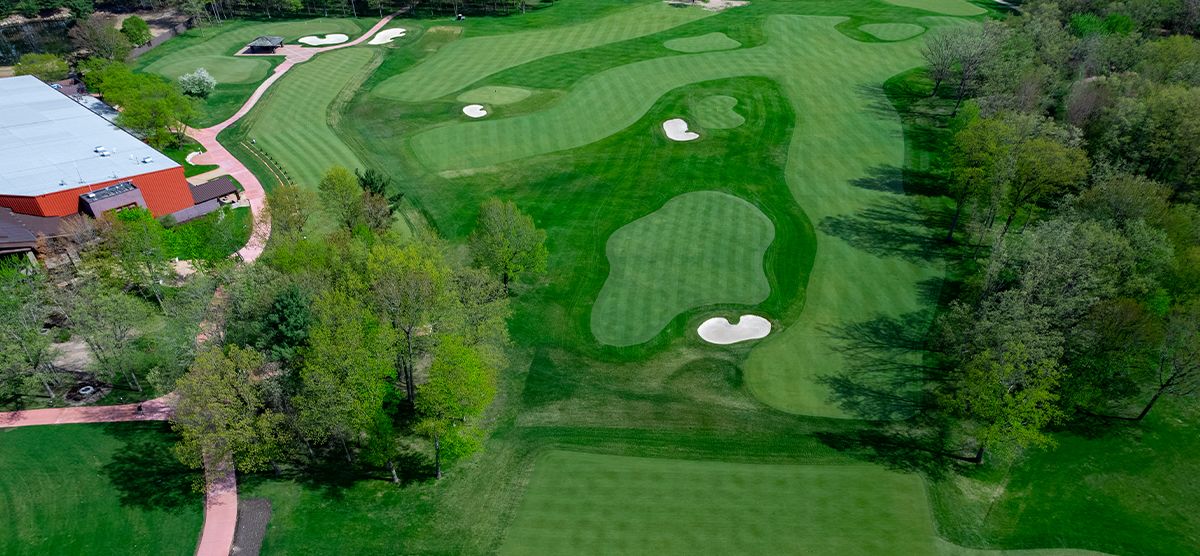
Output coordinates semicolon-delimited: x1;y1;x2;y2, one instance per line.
0;75;233;255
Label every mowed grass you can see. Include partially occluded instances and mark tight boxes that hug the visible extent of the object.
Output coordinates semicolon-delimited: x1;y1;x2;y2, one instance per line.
0;423;203;556
234;47;376;190
860;23;927;41
501;451;938;555
881;0;986;16
663;31;742;52
591;191;775;347
372;2;712;102
456;86;533;105
691;94;744;128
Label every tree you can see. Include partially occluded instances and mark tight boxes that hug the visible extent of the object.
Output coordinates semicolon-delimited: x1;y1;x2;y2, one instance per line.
1128;302;1200;420
294;289;397;462
469;198;548;294
998;136;1089;243
920;28;957;98
950;23;1006;117
178;68;217;97
13;53;69;82
0;261;61;400
942;343;1064;461
171;345;291;485
69;15;133;61
74;287;154;392
258;285;311;361
108;207;173;311
318;165;362;230
947;111;1012;241
415;336;495;478
264;182;320;235
120;14;152;46
448;267;511;368
367;240;452;404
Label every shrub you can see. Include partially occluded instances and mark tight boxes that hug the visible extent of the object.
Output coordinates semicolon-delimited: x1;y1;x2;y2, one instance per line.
121;15;152;46
178;67;216;97
54;328;71;343
13;53;69;82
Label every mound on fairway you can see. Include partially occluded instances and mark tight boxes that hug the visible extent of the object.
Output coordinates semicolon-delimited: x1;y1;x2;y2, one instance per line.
501;451;938;555
591;191;774;346
457;86;532;105
692;95;744;129
662;118;699;141
298;33;349;45
698;314;771;344
368;28;406;44
880;0;986;16
664;32;741;52
860;23;926;41
463;104;488;117
0;423;203;556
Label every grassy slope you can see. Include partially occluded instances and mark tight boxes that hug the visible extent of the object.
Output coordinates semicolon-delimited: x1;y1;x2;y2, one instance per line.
0;423;203;556
161;142;219;177
860;23;927;40
881;0;987;16
502;451;937;556
691;94;744;128
591;191;775;347
663;31;742;53
372;3;713;102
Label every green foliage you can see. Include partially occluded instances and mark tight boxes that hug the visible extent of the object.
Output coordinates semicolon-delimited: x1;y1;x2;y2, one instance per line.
120;14;151;46
69;15;131;61
469;198;547;294
317;165;362;230
12;53;68;82
415;336;495;477
259;285;311;361
84;61;201;149
74;287;154;391
0;260;59;400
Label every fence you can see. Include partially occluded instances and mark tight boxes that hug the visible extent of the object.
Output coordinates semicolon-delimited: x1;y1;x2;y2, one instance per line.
127;19;192;61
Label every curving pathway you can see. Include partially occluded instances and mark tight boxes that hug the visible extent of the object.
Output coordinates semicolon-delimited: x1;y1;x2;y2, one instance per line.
3;12;408;556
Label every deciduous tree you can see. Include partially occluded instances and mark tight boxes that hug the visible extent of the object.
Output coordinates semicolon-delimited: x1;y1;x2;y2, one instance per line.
318;165;362;230
415;336;495;478
13;53;69;82
69;15;132;61
470;198;547;294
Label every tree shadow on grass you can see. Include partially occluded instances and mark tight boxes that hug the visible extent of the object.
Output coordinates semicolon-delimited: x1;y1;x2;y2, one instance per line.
818;195;947;265
98;421;204;514
813;420;974;481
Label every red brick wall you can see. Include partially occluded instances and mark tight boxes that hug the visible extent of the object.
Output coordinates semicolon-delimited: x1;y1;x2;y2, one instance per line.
0;166;192;218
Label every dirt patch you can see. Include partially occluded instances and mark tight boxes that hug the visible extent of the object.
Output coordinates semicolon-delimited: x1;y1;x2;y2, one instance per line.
52;338;93;374
64;379;111;406
229;498;272;556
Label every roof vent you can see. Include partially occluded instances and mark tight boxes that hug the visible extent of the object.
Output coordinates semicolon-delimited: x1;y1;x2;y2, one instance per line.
99;151;111;157
94;146;106;153
142;157;153;164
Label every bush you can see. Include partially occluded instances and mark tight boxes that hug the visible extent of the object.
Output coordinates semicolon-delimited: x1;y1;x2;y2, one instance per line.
13;53;69;82
53;328;71;343
178;67;216;98
121;15;152;46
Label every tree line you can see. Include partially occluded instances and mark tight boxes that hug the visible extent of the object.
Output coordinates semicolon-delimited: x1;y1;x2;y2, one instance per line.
911;0;1200;462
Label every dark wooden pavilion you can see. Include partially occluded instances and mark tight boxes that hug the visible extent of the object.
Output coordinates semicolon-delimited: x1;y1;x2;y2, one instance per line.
246;36;285;53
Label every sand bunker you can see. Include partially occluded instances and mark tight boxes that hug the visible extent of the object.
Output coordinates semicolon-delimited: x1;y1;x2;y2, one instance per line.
299;34;349;45
368;28;407;45
463;104;488;118
663;119;699;141
698;315;771;344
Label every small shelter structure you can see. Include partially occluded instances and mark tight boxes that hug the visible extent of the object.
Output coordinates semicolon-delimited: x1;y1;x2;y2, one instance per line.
247;36;285;53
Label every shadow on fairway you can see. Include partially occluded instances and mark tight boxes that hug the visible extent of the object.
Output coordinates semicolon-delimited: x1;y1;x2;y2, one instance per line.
818;195;947;264
98;421;204;514
813;422;973;481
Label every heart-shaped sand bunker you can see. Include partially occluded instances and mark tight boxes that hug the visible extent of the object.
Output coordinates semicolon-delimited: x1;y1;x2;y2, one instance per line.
463;104;488;118
698;315;771;344
663;118;699;141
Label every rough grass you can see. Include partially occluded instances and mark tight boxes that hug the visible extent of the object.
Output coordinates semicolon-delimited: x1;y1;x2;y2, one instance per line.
371;2;712;102
0;423;203;556
860;23;927;41
501;451;938;556
162;142;219;177
880;0;986;16
591;191;775;347
663;31;741;52
691;94;744;128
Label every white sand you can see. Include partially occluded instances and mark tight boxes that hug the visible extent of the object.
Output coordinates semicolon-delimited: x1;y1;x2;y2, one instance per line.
463;104;488;118
368;28;407;45
697;315;771;344
663;118;700;141
298;33;349;45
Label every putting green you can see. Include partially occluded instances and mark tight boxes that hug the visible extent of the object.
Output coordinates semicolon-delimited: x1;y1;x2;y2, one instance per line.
692;95;744;129
373;2;711;102
240;47;373;190
151;54;273;84
860;23;927;41
664;32;741;53
456;86;532;105
141;18;367;83
591;191;774;346
408;15;944;416
880;0;986;16
0;423;203;556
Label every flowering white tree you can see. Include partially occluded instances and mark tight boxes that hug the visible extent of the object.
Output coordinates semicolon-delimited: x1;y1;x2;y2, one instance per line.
178;68;217;98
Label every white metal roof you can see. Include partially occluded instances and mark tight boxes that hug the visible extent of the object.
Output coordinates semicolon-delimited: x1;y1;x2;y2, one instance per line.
0;75;181;198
